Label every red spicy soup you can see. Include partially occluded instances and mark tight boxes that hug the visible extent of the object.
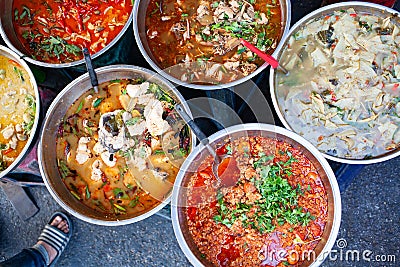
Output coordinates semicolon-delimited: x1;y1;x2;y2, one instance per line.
12;0;132;64
186;136;329;266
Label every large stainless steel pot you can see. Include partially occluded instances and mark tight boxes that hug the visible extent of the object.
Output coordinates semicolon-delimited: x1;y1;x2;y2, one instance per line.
0;1;133;68
270;2;400;164
171;123;341;267
0;45;40;179
133;0;291;90
38;65;194;226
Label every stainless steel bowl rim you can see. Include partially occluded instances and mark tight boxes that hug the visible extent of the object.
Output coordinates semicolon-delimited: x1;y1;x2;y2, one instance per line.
0;45;40;179
269;2;400;164
38;64;195;226
0;10;133;68
171;123;341;267
133;0;291;90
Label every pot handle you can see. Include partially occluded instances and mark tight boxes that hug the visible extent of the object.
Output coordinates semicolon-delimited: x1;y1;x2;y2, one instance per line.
175;104;217;159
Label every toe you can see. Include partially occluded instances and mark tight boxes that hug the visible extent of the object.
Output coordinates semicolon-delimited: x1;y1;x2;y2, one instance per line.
50;216;62;226
61;224;69;233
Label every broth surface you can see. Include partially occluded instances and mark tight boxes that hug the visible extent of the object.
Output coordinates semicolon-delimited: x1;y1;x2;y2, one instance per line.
12;0;132;63
56;78;190;217
0;55;36;171
186;136;328;267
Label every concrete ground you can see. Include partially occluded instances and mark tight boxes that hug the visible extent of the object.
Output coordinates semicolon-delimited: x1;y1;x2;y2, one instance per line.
0;156;399;267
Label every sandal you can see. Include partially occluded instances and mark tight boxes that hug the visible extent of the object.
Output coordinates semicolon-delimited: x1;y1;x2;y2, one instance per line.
31;211;73;267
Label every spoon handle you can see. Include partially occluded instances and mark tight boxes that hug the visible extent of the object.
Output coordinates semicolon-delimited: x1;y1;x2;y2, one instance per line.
83;48;99;93
240;38;288;74
175;104;218;159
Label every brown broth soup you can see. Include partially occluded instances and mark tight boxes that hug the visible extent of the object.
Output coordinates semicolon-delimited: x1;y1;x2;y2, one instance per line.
12;0;132;64
186;136;328;266
145;0;283;84
56;78;190;217
0;55;36;171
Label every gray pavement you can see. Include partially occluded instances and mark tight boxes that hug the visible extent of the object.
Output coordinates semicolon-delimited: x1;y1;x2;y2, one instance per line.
0;156;399;267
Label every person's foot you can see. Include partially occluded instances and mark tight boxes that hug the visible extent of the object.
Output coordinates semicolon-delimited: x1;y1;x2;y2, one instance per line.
36;215;70;264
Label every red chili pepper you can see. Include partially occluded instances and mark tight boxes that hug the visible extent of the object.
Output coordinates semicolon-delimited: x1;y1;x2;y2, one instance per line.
330;90;337;101
103;184;112;192
393;83;399;91
65;26;73;35
58;19;65;28
8;59;21;67
350;13;357;17
3;148;13;155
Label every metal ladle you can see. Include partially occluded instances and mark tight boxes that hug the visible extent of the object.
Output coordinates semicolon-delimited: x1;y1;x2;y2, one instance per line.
175;104;230;186
83;48;99;93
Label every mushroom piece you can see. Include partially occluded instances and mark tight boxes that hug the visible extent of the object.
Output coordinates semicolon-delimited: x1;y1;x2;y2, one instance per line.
1;125;14;140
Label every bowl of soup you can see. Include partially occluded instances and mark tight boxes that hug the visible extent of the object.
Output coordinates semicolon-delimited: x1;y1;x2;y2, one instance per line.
134;0;291;89
270;2;400;164
0;45;40;179
172;123;341;266
0;0;133;68
39;65;194;225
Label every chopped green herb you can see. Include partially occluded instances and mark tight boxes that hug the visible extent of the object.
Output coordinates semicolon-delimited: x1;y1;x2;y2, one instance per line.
148;83;175;104
226;144;232;155
70;190;81;200
85;185;91;199
13;66;25;82
113;203;126;212
0;144;9;150
129;196;140;208
93;97;104;108
113;188;129;200
211;2;219;8
214;153;313;233
237;47;247;54
58;159;71;178
125;117;140;126
154;149;165;155
76;100;84;113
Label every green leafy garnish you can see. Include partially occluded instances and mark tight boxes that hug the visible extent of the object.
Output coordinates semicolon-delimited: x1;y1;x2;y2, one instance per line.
129;196;140;208
92;97;104;108
125;117;140;126
70;190;81;200
0;144;9;150
85;185;91;200
113;188;129;200
154;149;165;155
214;152;313;233
113;203;126;212
13;66;25;82
58;159;71;179
148;83;175;104
76;100;84;113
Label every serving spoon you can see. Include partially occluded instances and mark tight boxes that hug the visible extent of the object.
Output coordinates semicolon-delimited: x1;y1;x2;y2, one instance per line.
175;104;232;187
239;38;288;75
83;48;99;93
